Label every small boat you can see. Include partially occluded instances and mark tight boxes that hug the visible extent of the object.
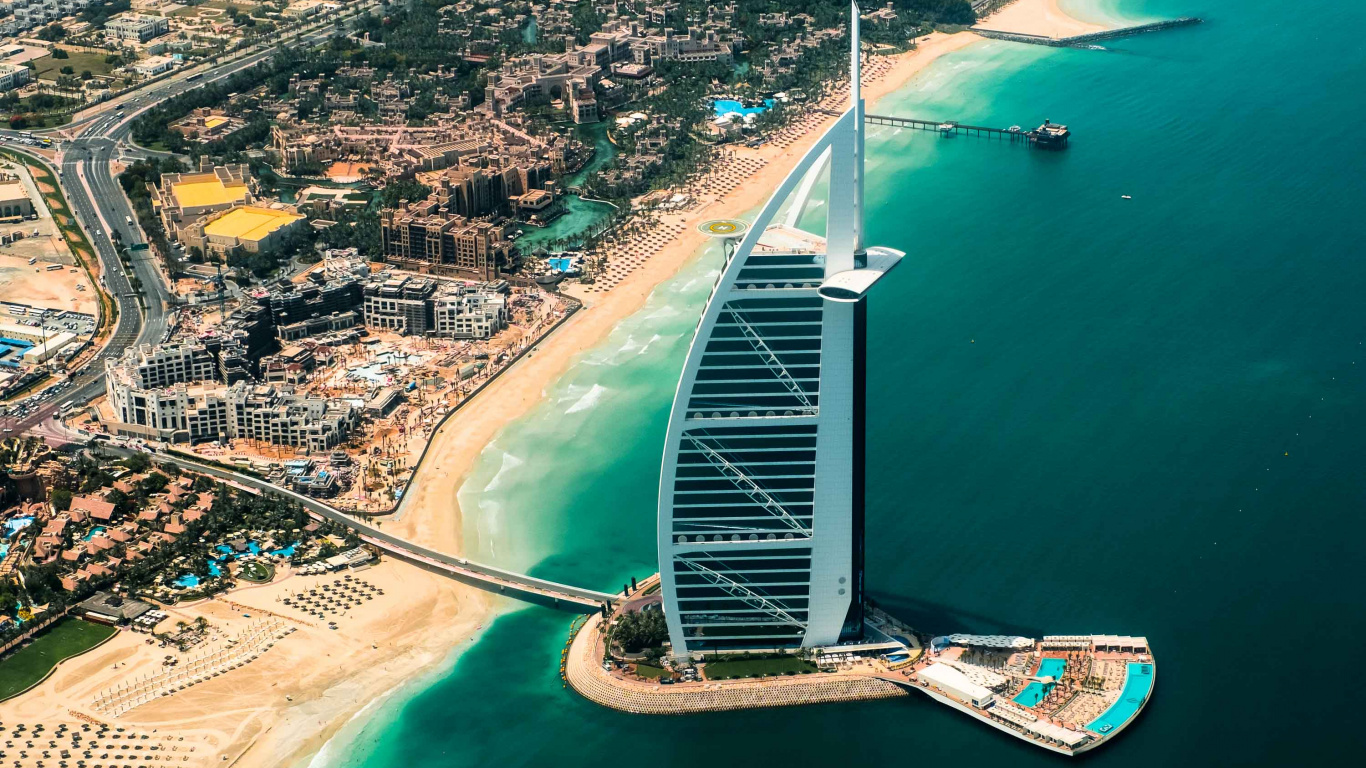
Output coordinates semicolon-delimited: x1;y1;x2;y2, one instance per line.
1006;125;1022;133
1121;195;1132;200
937;122;956;134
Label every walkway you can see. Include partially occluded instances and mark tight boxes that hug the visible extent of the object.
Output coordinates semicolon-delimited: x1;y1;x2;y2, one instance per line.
133;449;617;613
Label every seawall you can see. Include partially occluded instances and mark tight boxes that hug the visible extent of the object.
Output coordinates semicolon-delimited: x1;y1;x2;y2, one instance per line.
563;613;907;715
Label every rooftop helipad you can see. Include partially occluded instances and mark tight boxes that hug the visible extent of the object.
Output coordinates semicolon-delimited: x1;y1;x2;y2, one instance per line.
697;219;749;238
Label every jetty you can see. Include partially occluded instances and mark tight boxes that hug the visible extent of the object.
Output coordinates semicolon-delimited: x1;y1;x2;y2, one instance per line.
972;17;1203;49
821;109;1070;148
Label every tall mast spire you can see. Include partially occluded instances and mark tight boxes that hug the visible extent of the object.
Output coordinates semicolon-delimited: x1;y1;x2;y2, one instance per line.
851;2;865;253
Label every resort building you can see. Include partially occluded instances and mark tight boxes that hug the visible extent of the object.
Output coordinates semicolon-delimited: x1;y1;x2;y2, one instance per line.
362;273;438;335
104;377;358;451
378;203;513;281
104;13;169;42
656;13;903;657
0;62;30;93
362;273;509;338
110;342;219;389
195;206;306;254
0;178;34;218
433;283;508;339
151;162;254;242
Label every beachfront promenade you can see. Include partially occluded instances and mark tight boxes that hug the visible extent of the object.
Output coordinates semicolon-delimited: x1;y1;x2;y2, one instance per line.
115;448;616;612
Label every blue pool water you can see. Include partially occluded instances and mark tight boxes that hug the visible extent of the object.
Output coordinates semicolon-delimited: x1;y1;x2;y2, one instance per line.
1013;681;1050;707
174;574;200;588
267;543;297;558
3;517;34;538
207;560;222;577
215;542;262;559
83;526;107;541
712;98;774;117
1014;659;1066;706
1037;658;1066;679
1086;663;1154;735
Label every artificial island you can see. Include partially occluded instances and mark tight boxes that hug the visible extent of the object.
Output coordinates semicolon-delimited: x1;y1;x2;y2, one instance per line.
563;6;1154;756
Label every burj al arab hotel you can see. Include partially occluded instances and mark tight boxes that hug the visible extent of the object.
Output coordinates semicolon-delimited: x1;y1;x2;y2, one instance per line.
657;4;904;657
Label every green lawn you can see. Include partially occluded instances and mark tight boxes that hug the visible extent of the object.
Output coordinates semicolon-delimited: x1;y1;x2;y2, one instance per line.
702;656;817;680
0;619;118;701
32;50;120;81
237;560;275;583
633;663;668;679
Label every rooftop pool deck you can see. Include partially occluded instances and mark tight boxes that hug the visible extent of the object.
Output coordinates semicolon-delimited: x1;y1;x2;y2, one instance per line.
1086;662;1155;736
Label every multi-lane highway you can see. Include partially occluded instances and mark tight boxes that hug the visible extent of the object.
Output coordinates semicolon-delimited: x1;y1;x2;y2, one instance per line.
3;6;375;440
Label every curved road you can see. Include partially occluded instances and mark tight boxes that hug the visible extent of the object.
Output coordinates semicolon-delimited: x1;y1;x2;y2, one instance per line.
3;6;375;438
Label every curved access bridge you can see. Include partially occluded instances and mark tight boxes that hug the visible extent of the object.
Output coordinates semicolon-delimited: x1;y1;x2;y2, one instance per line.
123;449;618;613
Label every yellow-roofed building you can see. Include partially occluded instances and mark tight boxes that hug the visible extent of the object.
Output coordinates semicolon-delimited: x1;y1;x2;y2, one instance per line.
199;206;306;254
151;161;255;243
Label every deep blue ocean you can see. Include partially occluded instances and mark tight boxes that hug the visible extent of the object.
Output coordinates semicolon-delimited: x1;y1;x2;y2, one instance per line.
320;1;1366;764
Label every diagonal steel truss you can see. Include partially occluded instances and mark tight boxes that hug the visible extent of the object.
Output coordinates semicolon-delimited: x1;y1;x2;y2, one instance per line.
677;557;808;629
725;308;818;415
684;434;812;536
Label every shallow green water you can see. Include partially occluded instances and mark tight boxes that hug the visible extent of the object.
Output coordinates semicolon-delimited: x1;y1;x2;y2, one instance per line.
516;122;618;252
320;2;1366;765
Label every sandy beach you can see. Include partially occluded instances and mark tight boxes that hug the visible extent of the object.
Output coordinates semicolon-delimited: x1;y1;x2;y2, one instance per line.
2;15;1111;768
383;30;982;552
975;0;1108;38
0;558;491;768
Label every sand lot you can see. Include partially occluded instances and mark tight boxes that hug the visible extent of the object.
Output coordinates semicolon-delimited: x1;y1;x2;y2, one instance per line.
0;253;96;316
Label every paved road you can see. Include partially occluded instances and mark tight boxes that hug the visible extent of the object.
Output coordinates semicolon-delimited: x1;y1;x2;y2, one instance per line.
2;7;375;437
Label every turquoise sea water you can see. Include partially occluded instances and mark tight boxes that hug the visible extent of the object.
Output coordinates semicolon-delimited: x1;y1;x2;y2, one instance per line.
320;1;1366;765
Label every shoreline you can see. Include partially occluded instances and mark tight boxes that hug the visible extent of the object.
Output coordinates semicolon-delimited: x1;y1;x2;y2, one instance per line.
243;31;981;768
975;0;1109;38
8;14;1100;768
382;28;983;556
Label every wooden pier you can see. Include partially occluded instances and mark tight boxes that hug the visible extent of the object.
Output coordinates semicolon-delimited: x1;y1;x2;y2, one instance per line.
820;109;1070;148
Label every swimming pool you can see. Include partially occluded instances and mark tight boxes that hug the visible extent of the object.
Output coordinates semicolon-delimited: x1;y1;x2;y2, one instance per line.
3;516;34;538
1087;663;1155;735
1014;659;1068;706
174;574;200;588
1037;658;1066;679
713;98;775;118
1013;681;1050;707
215;541;263;559
83;526;107;541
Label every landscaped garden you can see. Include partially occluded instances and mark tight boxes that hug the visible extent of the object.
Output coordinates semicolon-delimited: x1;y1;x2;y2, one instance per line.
702;655;818;680
0;618;117;700
236;560;275;583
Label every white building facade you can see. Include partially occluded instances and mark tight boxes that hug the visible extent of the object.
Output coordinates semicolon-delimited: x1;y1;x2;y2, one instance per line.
656;5;902;657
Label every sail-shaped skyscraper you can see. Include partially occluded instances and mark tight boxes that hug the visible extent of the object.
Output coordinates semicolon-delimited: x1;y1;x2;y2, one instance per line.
657;4;904;657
